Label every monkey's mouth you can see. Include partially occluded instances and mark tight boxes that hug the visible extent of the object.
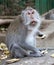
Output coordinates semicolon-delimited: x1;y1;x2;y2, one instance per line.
30;21;37;26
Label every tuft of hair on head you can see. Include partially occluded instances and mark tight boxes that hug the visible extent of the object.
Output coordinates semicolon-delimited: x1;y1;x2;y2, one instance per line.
25;6;33;11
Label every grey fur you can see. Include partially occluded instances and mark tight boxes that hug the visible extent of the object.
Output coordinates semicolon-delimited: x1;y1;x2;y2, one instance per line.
6;7;44;58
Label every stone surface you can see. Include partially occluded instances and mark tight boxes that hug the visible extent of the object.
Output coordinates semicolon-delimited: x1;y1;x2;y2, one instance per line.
0;50;54;65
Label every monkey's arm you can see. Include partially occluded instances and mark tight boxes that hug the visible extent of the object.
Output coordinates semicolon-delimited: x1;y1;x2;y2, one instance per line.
37;30;44;36
37;30;46;39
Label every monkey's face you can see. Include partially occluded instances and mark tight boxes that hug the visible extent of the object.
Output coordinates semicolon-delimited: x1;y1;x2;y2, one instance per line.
21;7;41;28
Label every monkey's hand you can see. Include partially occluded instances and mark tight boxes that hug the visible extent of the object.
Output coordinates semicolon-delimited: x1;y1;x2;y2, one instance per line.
38;34;46;39
36;30;46;39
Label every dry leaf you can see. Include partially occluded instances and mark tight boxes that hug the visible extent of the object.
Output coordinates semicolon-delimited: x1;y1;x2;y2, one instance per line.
4;50;10;55
0;48;3;51
0;42;7;49
0;42;10;56
6;58;20;64
0;55;7;59
50;54;54;57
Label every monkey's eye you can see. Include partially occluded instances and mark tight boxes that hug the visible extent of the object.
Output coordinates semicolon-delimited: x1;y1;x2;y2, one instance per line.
32;11;34;14
27;12;30;15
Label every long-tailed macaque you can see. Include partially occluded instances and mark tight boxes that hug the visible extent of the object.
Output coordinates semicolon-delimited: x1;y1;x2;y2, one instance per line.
6;7;44;58
50;10;54;20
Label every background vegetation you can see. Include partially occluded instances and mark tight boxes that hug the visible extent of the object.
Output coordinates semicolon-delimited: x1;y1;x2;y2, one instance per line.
0;0;35;16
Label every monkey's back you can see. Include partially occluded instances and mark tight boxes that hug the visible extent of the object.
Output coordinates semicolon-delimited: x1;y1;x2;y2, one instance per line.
6;15;27;50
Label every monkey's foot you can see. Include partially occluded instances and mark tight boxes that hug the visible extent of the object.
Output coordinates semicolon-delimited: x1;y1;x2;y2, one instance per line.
30;51;45;57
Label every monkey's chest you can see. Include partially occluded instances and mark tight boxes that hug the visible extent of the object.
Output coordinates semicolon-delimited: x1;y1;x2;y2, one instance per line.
25;35;36;47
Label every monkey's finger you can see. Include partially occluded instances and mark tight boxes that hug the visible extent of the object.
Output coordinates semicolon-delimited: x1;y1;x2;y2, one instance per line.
41;50;48;54
36;34;46;39
41;34;47;39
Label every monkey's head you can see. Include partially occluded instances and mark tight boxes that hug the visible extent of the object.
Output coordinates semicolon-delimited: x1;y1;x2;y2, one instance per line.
21;7;41;29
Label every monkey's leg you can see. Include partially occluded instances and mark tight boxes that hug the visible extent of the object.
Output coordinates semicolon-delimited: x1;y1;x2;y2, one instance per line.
10;44;29;58
20;43;44;57
10;44;24;58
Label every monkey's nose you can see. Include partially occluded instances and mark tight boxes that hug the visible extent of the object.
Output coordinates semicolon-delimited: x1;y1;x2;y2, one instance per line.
30;16;34;19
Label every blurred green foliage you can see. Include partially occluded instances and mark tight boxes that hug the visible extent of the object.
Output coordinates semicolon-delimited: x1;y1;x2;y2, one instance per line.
0;0;35;16
0;0;53;16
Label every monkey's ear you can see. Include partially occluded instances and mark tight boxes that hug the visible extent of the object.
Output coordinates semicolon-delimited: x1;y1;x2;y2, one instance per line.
21;10;26;22
21;11;25;17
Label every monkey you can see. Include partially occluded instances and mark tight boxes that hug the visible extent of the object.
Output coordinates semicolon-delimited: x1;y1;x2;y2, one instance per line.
50;10;54;20
6;7;44;58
